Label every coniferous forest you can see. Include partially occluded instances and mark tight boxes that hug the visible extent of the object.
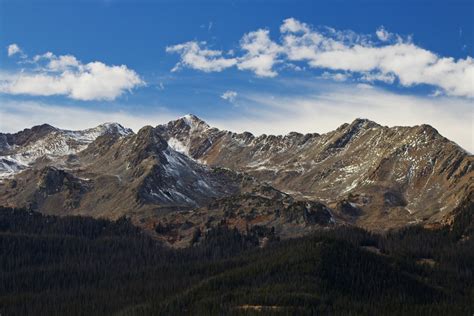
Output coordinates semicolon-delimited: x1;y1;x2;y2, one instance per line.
0;204;473;316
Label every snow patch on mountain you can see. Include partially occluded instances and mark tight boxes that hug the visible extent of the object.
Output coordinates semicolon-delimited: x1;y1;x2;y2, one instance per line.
0;123;132;179
167;137;190;155
0;157;24;179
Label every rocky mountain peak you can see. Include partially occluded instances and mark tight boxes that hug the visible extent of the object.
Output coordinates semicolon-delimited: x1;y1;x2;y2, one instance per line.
3;124;58;147
92;122;134;137
31;123;58;133
181;114;209;128
349;118;381;129
326;118;380;150
130;126;168;160
161;114;211;135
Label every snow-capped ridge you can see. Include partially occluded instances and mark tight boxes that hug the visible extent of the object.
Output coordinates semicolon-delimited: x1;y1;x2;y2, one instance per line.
64;122;133;142
92;122;134;136
0;122;134;179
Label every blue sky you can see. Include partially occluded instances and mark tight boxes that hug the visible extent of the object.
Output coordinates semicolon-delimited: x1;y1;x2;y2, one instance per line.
0;0;473;151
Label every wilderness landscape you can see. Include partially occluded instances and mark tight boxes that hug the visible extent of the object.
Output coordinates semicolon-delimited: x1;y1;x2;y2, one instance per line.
0;115;472;315
0;0;473;315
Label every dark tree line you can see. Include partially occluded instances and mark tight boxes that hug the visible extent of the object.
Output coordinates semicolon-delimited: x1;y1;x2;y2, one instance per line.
0;205;473;315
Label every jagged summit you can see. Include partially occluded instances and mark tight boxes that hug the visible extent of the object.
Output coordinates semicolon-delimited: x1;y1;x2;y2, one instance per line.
335;118;380;132
89;122;134;136
181;114;208;126
170;114;211;132
29;123;58;132
349;118;381;128
1;122;132;138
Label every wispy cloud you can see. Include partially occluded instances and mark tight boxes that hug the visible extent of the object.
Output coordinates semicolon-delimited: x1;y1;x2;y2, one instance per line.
1;45;144;101
166;42;238;73
221;90;237;102
375;26;393;42
167;18;474;98
319;71;350;82
7;43;24;57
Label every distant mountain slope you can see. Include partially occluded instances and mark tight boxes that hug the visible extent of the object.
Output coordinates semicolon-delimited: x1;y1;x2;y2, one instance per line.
0;123;132;178
0;125;242;220
156;115;473;230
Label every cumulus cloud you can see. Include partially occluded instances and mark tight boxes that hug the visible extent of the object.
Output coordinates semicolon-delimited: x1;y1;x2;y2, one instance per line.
221;90;237;102
166;32;282;78
167;18;474;98
237;29;282;77
33;52;81;72
166;41;237;72
280;18;310;33
1;47;144;101
7;44;23;57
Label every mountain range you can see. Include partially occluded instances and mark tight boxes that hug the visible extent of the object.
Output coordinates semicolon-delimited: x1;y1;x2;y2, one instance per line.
0;115;472;247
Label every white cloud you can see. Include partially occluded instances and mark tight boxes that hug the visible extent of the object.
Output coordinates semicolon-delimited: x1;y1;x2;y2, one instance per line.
320;71;350;82
166;41;237;72
375;26;392;42
360;71;396;83
237;29;282;77
280;18;310;33
166;32;281;78
0;48;144;101
221;90;237;102
280;21;474;98
167;18;474;98
33;52;81;72
7;44;23;57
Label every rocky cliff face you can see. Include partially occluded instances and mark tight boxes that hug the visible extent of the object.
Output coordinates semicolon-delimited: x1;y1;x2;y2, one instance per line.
0;115;471;246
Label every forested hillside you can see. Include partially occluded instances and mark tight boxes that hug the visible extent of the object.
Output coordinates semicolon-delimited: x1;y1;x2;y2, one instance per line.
0;205;472;315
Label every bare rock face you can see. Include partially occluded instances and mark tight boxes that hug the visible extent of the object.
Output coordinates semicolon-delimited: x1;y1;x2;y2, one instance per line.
152;184;336;247
335;199;363;218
